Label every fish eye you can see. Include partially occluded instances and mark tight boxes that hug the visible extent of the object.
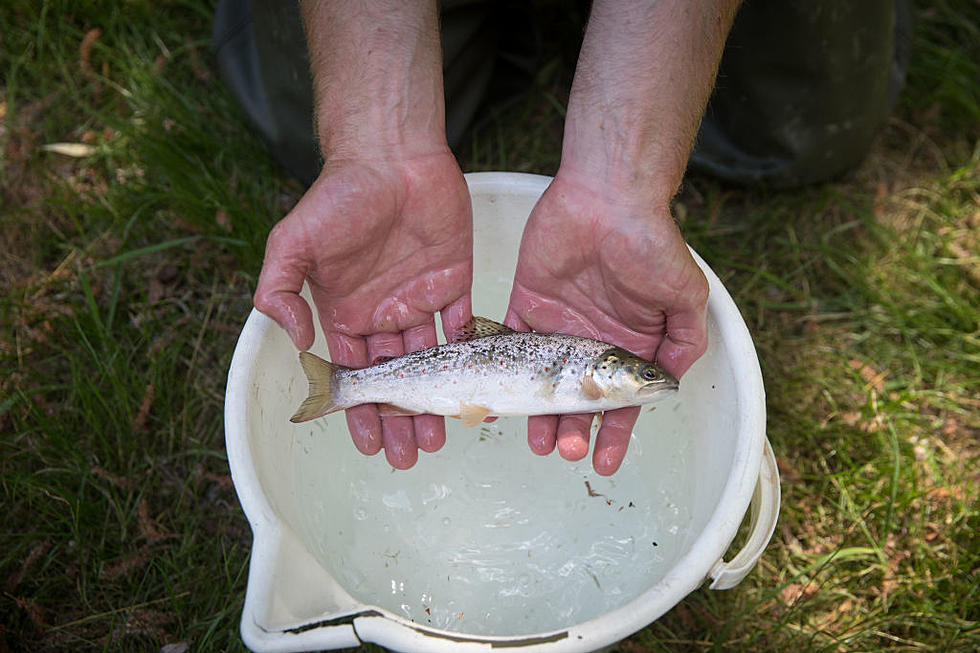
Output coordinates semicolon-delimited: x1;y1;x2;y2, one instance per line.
640;366;659;381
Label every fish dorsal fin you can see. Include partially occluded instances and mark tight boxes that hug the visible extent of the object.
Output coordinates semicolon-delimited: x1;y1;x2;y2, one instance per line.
452;316;515;343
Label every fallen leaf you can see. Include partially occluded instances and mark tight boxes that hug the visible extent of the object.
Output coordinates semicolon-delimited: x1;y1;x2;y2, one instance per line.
40;142;97;157
780;582;817;605
160;643;190;653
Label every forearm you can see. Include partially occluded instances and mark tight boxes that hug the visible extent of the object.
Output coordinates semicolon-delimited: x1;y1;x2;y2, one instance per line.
561;0;740;207
300;0;446;160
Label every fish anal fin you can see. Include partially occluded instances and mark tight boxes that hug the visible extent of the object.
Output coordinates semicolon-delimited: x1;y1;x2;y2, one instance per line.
377;403;422;417
452;316;515;343
582;373;605;400
459;402;492;427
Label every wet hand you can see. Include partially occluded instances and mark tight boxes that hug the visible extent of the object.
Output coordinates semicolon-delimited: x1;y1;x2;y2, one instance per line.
254;151;473;469
504;171;708;475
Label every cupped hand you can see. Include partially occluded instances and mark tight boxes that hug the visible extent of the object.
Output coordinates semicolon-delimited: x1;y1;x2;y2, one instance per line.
254;150;473;469
504;171;708;475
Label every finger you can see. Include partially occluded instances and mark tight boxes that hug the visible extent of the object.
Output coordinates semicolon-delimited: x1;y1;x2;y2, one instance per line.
503;306;532;332
413;414;446;452
402;320;446;453
402;321;438;352
326;331;368;366
555;413;594;461
344;405;383;455
592;406;640;476
527;415;558;455
657;306;708;379
380;416;418;469
366;333;418;469
326;332;382;455
366;331;406;362
440;294;472;342
253;231;315;349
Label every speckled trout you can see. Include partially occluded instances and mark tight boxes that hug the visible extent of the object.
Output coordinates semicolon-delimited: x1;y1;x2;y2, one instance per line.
290;317;679;425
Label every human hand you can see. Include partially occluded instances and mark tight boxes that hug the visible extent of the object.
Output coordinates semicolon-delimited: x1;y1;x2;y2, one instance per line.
504;171;708;475
254;150;473;469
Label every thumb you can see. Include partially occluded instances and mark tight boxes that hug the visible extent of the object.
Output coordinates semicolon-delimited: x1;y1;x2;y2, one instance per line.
655;306;708;379
253;228;316;351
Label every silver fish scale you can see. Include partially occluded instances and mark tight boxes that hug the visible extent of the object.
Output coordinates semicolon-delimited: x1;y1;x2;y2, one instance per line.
335;333;619;416
346;333;610;380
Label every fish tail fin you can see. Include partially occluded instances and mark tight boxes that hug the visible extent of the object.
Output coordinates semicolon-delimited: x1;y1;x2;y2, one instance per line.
291;352;344;423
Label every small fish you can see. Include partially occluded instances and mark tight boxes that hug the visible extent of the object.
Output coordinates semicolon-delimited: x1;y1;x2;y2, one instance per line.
290;317;679;425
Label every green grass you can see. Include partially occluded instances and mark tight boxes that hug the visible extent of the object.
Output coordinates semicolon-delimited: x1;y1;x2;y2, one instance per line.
2;1;978;651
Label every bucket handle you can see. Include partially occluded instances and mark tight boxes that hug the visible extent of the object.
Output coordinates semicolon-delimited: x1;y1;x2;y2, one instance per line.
707;438;780;590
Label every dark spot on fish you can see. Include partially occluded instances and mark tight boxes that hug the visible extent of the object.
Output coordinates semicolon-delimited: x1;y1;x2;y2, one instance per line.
652;541;658;547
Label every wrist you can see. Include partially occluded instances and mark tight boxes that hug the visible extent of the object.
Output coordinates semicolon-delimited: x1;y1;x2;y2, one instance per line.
548;167;677;234
553;153;678;217
318;108;448;163
559;119;684;209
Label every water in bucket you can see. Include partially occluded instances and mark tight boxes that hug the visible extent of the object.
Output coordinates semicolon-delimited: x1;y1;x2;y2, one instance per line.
288;396;695;636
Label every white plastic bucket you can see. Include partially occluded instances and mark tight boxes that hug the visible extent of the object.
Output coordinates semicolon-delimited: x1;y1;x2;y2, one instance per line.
225;172;779;652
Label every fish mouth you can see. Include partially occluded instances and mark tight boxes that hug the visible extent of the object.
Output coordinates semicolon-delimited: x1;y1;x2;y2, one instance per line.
639;374;680;395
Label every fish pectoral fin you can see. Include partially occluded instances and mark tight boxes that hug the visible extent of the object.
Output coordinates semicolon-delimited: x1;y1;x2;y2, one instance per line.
377;403;423;417
582;373;605;400
459;402;492;427
451;316;515;343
